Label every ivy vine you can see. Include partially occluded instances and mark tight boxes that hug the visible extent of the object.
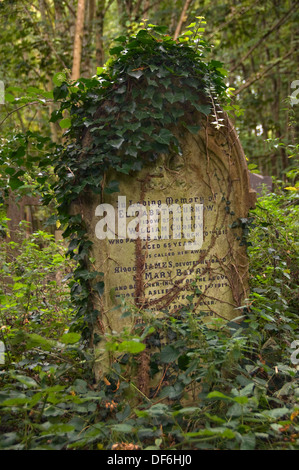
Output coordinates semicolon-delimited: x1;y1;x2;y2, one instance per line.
49;22;230;341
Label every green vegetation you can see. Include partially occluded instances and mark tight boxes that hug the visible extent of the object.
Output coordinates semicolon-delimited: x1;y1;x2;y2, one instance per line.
0;187;298;450
0;1;298;451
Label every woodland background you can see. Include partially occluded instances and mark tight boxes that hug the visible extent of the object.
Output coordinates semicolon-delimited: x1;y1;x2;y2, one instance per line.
0;0;298;451
1;0;298;177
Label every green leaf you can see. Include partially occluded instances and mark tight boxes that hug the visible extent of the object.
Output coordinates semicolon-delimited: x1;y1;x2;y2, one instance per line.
115;84;127;94
25;333;55;351
160;345;181;363
40;423;74;435
151;25;168;34
111;423;134;433
43;406;65;417
173;407;200;416
4;92;14;102
59;332;81;344
262;407;289;419
185;124;201;134
9;175;23;190
104;180;120;194
53;72;67;86
59;118;71;129
110;138;124;149
155;128;173;145
53;83;69;101
240;433;256;450
109;46;124;56
94;281;105;297
232;396;248;404
193;103;211;115
260;313;275;322
118;340;145;354
10;374;38;388
128;69;144;79
114;35;127;43
5;167;17;176
207;391;231;400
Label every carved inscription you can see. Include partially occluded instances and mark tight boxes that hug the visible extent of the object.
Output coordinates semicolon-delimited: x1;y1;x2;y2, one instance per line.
98;191;231;319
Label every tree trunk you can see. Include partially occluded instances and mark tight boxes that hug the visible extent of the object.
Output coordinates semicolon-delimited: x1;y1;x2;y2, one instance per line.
95;0;105;67
72;0;86;80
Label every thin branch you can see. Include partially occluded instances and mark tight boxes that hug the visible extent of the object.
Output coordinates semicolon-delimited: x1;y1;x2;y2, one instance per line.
0;100;53;128
173;0;193;40
103;0;116;15
21;1;69;71
140;0;161;16
63;0;76;17
233;50;293;95
230;3;299;73
133;0;142;19
206;0;260;40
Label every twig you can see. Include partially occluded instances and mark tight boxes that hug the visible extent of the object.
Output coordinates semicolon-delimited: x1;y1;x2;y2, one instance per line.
230;4;298;73
0;100;53;128
173;0;193;40
234;50;293;95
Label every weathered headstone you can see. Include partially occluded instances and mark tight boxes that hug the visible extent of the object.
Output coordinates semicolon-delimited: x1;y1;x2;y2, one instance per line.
249;172;273;196
6;191;40;241
74;112;256;378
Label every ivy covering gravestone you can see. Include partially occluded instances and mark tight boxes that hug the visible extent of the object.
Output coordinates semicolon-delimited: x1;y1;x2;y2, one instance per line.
50;23;256;381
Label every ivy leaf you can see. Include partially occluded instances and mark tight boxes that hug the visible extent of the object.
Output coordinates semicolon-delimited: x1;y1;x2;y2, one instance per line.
9;175;24;190
110;138;124;149
125;121;141;132
94;281;105;297
185;124;201;134
193;103;211;115
104;180;119;194
115;84;127;94
171;108;185;119
155;128;173;145
152;93;163;110
109;46;124;56
53;83;69;101
164;91;176;104
117;163;132;174
128;69;144;80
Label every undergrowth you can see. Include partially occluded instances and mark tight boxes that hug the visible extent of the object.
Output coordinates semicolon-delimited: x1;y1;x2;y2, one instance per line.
0;186;298;450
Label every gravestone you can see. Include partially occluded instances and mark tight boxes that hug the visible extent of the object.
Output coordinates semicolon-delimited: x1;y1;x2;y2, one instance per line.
6;191;40;241
74;112;256;378
249;172;273;196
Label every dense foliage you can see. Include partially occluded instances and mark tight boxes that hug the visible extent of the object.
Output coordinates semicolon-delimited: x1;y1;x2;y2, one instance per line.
0;188;298;450
0;1;298;452
0;0;298;177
